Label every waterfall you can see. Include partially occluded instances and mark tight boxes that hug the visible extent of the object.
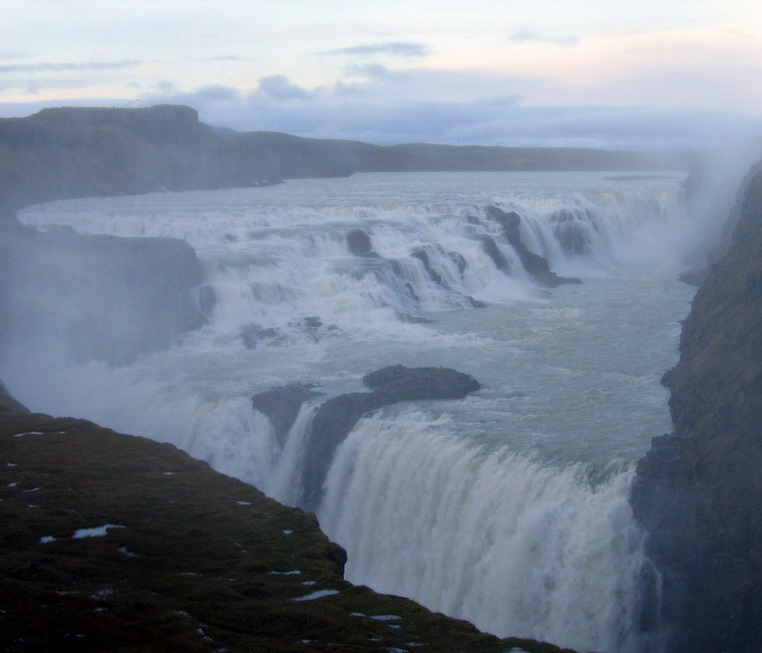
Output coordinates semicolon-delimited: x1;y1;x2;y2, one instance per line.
318;409;653;653
7;172;699;653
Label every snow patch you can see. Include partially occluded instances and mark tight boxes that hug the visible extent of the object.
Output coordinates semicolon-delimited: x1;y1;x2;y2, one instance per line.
118;546;140;558
290;589;340;602
72;524;125;539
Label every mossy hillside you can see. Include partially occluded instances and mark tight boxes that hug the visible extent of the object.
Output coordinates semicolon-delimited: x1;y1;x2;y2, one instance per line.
0;412;581;653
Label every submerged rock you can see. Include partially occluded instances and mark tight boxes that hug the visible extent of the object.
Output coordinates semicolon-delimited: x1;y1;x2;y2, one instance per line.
240;323;279;349
346;228;379;257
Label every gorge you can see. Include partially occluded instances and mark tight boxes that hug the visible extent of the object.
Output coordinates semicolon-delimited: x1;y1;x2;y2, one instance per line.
1;105;762;652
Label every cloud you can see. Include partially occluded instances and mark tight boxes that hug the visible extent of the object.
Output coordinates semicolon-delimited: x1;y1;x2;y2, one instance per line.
0;60;142;74
206;55;250;62
138;73;762;151
0;51;27;61
321;42;428;58
146;83;242;105
508;30;580;46
6;83;762;151
255;75;313;101
344;63;395;80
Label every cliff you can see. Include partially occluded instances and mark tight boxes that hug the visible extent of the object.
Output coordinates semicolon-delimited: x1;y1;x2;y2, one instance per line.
0;410;579;653
0;218;212;367
631;163;762;651
0;104;699;215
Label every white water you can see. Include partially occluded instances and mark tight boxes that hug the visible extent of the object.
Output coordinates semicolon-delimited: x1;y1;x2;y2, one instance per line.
11;171;699;652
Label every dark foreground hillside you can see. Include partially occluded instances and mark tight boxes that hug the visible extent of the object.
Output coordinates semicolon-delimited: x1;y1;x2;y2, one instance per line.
0;410;579;653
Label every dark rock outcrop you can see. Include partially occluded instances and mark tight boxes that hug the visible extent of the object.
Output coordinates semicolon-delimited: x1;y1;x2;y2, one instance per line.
411;247;445;284
481;234;510;272
485;206;580;286
0;379;28;413
410;246;486;308
0;222;212;366
631;164;762;652
362;364;481;399
299;365;480;509
251;383;319;446
346;228;378;257
547;208;594;256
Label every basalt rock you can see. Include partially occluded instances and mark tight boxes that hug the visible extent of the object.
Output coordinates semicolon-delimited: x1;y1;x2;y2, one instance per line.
362;364;481;399
411;247;445;285
631;163;762;652
299;366;480;510
0;222;213;366
480;234;510;272
486;205;580;286
251;383;320;446
0;379;28;414
346;228;379;257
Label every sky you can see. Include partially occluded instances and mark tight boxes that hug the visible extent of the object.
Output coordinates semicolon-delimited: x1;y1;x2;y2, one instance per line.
1;0;762;150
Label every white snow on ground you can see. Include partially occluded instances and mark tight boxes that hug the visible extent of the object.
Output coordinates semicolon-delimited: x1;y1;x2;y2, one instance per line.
72;524;125;539
290;589;340;602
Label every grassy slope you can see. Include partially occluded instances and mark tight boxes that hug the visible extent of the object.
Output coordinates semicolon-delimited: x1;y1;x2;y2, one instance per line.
0;412;581;653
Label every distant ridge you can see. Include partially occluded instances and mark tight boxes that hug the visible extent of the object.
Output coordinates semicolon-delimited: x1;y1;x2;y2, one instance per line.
0;104;702;214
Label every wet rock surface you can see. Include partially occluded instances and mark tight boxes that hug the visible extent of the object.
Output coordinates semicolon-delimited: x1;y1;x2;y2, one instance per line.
631;164;762;652
0;379;28;414
486;206;580;286
251;384;320;446
0;223;212;366
299;366;480;509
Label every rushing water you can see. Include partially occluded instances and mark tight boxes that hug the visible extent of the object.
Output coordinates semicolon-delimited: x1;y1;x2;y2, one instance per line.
12;171;699;652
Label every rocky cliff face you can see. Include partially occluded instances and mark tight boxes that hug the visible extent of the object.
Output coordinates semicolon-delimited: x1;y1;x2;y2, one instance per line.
0;104;700;217
0;105;353;214
0;219;212;367
631;163;762;652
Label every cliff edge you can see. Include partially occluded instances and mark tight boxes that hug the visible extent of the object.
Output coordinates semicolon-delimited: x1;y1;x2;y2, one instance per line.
0;410;578;653
631;163;762;651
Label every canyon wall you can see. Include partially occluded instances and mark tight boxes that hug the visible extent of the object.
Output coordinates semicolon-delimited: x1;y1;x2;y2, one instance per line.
632;162;762;652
